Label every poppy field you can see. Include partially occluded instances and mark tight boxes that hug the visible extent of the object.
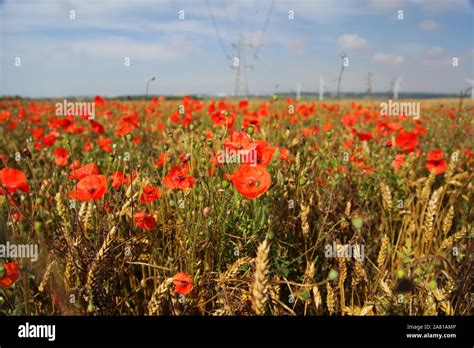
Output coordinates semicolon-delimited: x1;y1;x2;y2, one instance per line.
0;96;472;316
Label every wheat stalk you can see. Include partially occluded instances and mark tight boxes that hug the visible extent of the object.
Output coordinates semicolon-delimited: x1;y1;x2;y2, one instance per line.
377;235;390;269
86;226;118;300
380;181;393;211
326;282;335;315
147;277;173;315
252;239;270;315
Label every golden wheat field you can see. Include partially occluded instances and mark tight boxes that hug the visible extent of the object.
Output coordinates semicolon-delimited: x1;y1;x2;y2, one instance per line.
0;96;472;316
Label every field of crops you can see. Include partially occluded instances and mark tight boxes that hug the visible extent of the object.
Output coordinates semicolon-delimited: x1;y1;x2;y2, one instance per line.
0;96;472;315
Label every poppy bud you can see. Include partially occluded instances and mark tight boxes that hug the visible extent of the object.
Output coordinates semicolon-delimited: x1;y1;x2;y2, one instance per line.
179;125;185;130
272;94;278;101
351;216;363;230
328;269;338;281
189;123;195;130
126;133;133;142
221;180;230;189
397;269;404;279
199;157;206;165
298;178;306;186
326;130;333;139
87;301;95;313
34;221;43;232
247;127;254;135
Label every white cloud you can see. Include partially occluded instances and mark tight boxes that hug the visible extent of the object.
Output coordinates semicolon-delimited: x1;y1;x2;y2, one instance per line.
287;39;305;54
338;34;369;51
425;46;444;58
373;53;404;64
419;20;440;30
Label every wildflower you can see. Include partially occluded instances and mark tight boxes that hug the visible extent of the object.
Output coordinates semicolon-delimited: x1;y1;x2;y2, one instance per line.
133;212;157;230
0;262;20;288
0;168;29;194
140;185;162;203
53;147;69;166
70;175;107;201
164;165;195;190
173;272;193;295
395;131;419;152
69;163;99;181
228;165;271;199
426;150;447;175
392;154;406;172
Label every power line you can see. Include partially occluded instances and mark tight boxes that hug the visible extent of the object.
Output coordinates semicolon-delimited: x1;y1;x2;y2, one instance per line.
253;0;275;59
206;0;232;60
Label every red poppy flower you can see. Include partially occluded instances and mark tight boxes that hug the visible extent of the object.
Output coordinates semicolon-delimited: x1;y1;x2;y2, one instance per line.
164;165;195;190
393;154;406;172
69;160;81;171
94;95;105;105
223;131;253;152
395;131;419;152
238;100;249;109
342;113;359;127
228;165;271;199
69;163;99;181
83;142;93;152
357;132;374;142
97;137;113;153
426;150;448;175
41;131;60;147
322;122;333;132
140;185;162;203
90;120;105;134
211;111;235;128
173;272;193;295
70;175;107;201
155;153;171;166
109;171;123;189
0;168;29;194
278;148;290;162
133;212;157;230
32;127;44;139
253;140;277;166
0;262;20;288
110;170;137;189
302;128;312;137
116;113;138;136
53;147;69;166
242;116;261;132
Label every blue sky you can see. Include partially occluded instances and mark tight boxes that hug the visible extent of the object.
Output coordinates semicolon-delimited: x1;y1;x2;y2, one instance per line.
0;0;473;97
